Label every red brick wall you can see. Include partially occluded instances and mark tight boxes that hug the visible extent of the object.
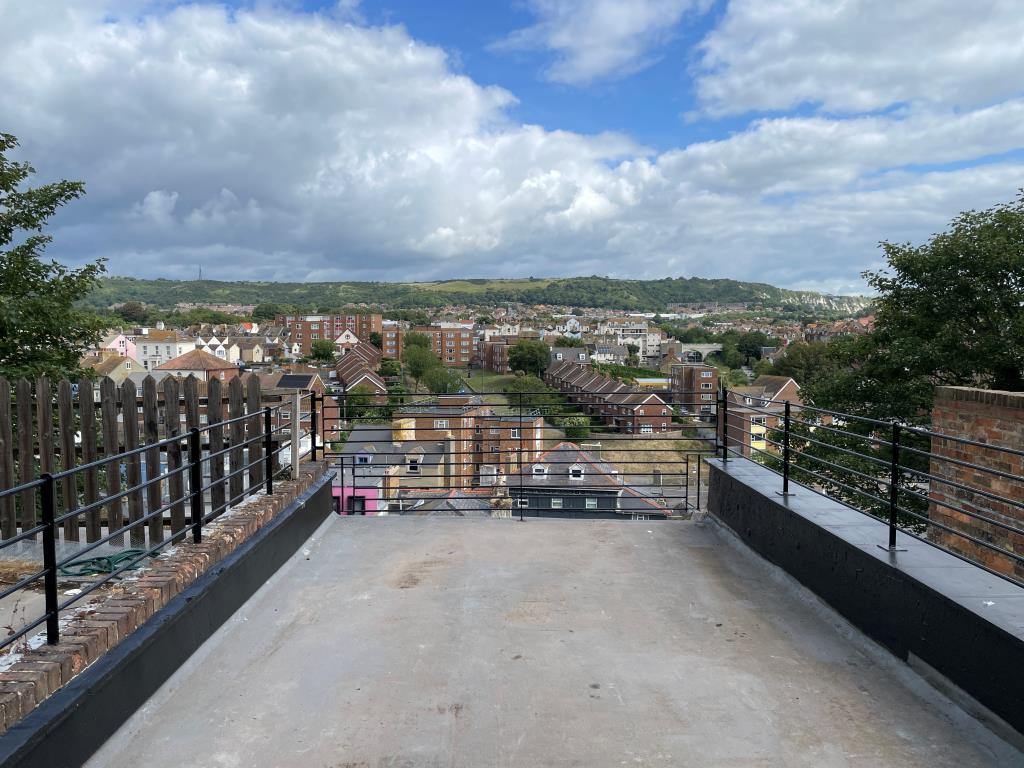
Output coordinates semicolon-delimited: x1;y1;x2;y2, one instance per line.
929;386;1024;580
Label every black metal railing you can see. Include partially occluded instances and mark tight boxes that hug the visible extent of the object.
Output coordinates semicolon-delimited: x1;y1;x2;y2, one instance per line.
310;388;716;520
0;393;316;651
720;391;1024;587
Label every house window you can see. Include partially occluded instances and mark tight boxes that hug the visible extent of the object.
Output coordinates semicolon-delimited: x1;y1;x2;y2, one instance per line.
577;353;586;361
490;428;500;435
745;397;753;405
701;371;713;378
510;428;519;438
532;465;547;475
407;458;420;474
569;465;584;479
641;424;653;434
701;383;713;390
515;498;529;508
311;334;319;340
550;498;563;509
347;495;366;513
556;353;563;360
751;417;767;426
434;419;449;429
357;455;371;464
585;498;598;509
702;394;713;401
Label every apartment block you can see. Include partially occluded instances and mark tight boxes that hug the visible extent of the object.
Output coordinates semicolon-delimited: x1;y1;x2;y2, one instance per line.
413;323;474;367
277;313;383;356
670;363;718;415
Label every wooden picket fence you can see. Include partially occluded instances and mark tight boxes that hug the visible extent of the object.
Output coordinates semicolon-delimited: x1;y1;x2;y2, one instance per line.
0;373;271;546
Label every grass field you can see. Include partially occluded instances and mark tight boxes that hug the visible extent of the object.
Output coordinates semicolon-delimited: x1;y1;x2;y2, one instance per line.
400;278;556;293
463;370;518;395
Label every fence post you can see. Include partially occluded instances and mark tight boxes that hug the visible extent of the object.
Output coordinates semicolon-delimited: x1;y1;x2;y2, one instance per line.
188;427;203;544
777;400;794;498
310;392;318;462
518;391;524;522
40;473;59;645
886;421;902;551
264;407;274;495
291;391;300;480
720;389;729;462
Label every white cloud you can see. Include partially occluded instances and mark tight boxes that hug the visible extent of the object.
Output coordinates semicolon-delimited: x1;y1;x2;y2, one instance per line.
492;0;708;85
0;0;1022;294
696;0;1024;115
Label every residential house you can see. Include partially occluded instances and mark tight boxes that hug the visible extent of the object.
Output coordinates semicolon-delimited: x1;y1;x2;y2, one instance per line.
136;331;197;371
154;349;240;383
671;363;719;416
724;375;802;458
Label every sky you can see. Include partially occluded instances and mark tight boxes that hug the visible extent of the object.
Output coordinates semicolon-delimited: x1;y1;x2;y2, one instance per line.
2;0;1023;294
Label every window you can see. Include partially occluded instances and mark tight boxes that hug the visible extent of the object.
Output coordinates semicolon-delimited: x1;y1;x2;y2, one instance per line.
347;495;366;513
702;394;714;401
510;428;519;438
701;383;713;390
569;464;584;479
532;465;547;475
126;362;132;369
585;498;598;509
751;417;766;426
550;498;563;509
406;458;420;474
489;428;500;435
556;353;563;360
311;334;319;340
701;371;713;378
577;353;586;361
434;419;449;429
661;409;667;415
357;455;371;464
641;424;653;434
745;397;753;405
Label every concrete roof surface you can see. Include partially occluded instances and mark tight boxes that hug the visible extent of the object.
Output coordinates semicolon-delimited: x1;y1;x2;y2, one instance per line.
88;518;1021;768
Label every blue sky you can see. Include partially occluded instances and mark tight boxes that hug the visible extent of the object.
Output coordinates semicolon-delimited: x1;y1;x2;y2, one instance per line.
2;0;1023;293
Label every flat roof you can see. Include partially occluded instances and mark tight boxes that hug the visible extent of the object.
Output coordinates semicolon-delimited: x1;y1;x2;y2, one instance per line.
89;518;1019;767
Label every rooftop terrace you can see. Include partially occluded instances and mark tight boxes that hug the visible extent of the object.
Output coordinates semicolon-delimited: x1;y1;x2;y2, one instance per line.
88;517;1020;767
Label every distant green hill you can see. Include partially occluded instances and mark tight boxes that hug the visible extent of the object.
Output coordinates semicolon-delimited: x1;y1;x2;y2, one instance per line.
85;276;871;313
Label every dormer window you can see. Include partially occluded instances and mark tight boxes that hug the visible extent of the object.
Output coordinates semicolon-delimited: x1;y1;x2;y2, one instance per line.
744;397;753;405
569;464;584;479
532;465;547;476
357;454;371;465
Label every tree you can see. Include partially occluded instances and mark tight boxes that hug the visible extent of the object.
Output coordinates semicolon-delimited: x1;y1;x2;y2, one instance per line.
252;303;289;322
0;133;107;380
737;331;773;362
865;193;1024;394
308;339;337;365
368;331;382;350
504;374;561;409
378;359;401;378
552;336;583;347
403;345;438;390
404;331;431;350
508;339;549;377
558;415;591;440
421;367;462;394
117;301;148;324
771;342;836;386
625;343;640;367
753;358;774;377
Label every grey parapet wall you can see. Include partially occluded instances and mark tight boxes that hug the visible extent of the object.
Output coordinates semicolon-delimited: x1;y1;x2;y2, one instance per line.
704;457;1024;738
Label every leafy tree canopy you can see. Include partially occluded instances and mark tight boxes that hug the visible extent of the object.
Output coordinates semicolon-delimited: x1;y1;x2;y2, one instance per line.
308;338;337;364
0;133;106;380
404;331;431;350
421;366;462;394
508;339;550;377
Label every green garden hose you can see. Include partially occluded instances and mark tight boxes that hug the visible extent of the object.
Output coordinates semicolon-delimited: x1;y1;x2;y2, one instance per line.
58;549;153;577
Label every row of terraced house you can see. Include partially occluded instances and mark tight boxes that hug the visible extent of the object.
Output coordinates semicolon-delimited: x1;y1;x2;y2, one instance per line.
544;360;675;434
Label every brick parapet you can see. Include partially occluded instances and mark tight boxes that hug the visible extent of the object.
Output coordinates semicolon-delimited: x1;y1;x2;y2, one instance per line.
0;463;328;734
928;388;1024;580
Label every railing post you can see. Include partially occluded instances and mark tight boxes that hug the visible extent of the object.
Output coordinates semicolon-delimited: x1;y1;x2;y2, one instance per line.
777;400;794;498
518;391;524;522
188;427;203;544
720;389;729;462
310;392;318;462
264;407;274;495
888;421;901;550
40;473;59;645
291;390;301;480
684;455;689;510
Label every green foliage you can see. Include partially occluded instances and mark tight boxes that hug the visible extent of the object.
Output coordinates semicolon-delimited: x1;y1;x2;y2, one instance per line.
403;345;438;388
508;339;550;377
592;362;663;382
378;359;401;378
725;368;749;387
82;274;869;313
865;193;1024;393
368;331;382;350
252;302;292;321
737;331;773;361
771;342;836;385
0;133;107;380
753;358;774;376
403;331;431;350
346;382;386;421
116;300;149;324
308;339;337;364
503;374;562;409
421;366;462;394
552;335;583;347
558;415;591;440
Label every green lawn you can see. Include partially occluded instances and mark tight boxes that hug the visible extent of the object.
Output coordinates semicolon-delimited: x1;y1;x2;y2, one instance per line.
463;370;518;393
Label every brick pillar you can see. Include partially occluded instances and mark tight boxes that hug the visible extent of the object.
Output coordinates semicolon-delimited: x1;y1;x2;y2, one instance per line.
929;387;1024;580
